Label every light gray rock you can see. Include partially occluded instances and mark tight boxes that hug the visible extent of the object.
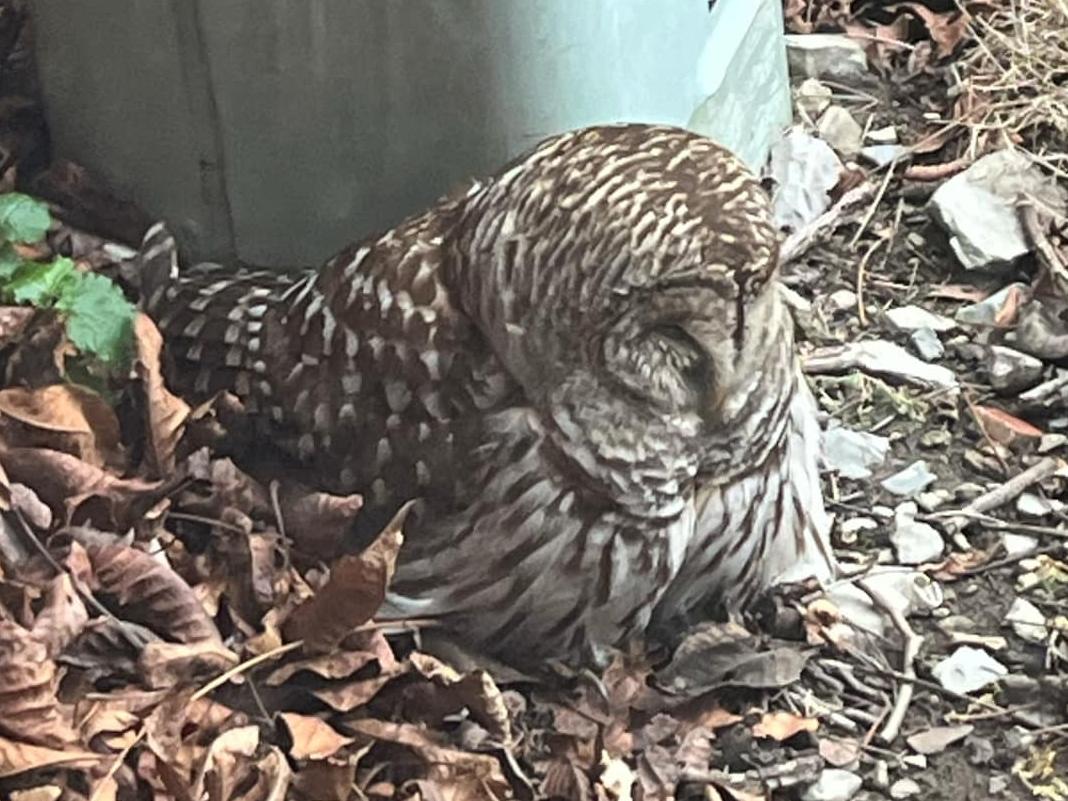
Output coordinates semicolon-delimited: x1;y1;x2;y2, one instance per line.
860;144;907;168
801;769;864;801
885;305;956;332
805;340;958;390
786;33;869;81
823;426;891;479
988;345;1043;392
955;283;1030;327
910;327;945;361
891;502;945;564
867;125;898;144
881;461;938;496
818;105;864;156
769;126;843;231
930;150;1068;270
796;77;833;117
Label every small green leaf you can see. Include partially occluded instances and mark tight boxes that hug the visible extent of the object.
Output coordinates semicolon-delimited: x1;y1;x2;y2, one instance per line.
0;192;51;244
0;242;24;283
8;256;77;306
55;270;135;366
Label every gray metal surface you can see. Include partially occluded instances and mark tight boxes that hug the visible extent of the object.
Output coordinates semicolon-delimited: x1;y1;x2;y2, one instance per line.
33;0;791;267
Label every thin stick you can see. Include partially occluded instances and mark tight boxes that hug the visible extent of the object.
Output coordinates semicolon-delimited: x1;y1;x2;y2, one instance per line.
855;238;886;327
939;457;1060;534
858;579;922;744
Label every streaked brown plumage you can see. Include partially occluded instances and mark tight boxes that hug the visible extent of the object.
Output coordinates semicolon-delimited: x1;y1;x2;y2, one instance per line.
144;124;835;661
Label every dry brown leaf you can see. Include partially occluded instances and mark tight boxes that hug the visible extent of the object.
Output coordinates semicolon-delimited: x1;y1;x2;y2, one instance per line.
29;572;89;658
408;652;512;743
281;486;363;562
291;756;359;801
265;649;381;686
349;719;511;799
0;736;99;778
751;711;819;741
0;620;75;746
900;2;971;57
0;306;34;348
2;312;70;389
972;405;1044;448
138;639;239;690
927;547;999;581
190;724;261;801
0;447;163;530
133;313;190;477
927;284;990;303
0;384;123;469
85;541;221;644
310;673;399;713
10;482;51;529
239;747;293;801
283;502;408;653
279;712;354;761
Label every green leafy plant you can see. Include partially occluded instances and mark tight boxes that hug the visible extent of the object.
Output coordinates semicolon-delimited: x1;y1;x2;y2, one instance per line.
0;192;134;369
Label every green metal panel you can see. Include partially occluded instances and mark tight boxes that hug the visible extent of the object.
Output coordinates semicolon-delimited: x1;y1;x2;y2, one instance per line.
33;0;791;267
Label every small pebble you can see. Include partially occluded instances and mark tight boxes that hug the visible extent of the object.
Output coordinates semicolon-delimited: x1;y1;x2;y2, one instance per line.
910;327;944;361
871;760;889;790
881;461;938;496
802;769;863;801
954;482;985;501
1038;433;1067;453
867;125;899;144
828;288;858;311
916;489;951;512
1016;492;1063;518
889;779;921;799
919;430;952;448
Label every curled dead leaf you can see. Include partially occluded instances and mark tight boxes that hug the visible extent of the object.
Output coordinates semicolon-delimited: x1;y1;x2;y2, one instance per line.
0;447;164;530
281;486;363;562
138;639;239;690
0;737;99;779
282;502;407;654
132;313;190;477
0;384;123;469
29;573;89;658
86;541;222;644
408;652;512;743
0;620;75;746
751;711;819;741
349;719;511;799
279;712;353;761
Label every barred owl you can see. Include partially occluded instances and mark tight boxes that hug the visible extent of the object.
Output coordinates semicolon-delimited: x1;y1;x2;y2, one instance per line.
145;124;835;661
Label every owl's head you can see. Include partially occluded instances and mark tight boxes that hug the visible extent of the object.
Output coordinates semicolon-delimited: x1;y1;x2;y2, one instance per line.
451;125;794;505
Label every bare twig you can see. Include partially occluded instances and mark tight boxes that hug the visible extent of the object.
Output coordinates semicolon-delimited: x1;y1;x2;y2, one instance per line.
858;579;923;744
780;181;878;265
938;457;1061;535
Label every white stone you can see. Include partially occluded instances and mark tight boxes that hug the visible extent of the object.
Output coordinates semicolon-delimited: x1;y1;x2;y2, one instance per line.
1006;597;1047;643
823;426;891;479
930;150;1068;270
801;769;863;801
796;77;833;117
891;502;945;564
881;462;938;497
786;33;869;81
932;646;1008;694
885;305;956;332
867;125;898;144
818;105;863;156
911;327;945;361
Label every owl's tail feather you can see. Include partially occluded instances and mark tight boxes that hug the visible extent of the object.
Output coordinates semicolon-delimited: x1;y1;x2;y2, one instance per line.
136;223;303;407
